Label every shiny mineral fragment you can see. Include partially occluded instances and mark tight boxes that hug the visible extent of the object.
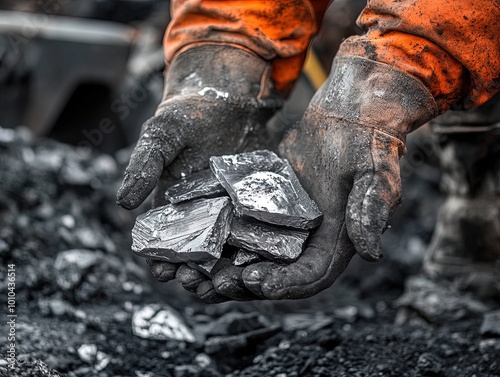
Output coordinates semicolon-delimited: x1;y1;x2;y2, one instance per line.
132;150;323;274
228;217;308;262
232;249;262;266
165;169;226;204
132;304;195;342
210;150;322;229
132;197;232;263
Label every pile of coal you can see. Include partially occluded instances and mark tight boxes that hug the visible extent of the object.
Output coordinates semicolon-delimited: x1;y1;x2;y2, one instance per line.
132;150;322;276
0;126;145;303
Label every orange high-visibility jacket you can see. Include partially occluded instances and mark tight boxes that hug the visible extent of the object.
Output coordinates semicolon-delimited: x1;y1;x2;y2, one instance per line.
164;0;500;113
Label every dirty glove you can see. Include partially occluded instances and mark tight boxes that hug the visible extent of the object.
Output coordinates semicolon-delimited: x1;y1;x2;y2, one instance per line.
117;45;280;301
240;57;438;299
117;44;280;209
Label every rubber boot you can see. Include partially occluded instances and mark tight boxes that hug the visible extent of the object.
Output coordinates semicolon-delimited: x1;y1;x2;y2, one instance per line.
424;95;500;298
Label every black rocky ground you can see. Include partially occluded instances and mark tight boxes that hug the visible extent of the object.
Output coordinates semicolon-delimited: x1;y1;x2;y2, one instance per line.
0;127;499;377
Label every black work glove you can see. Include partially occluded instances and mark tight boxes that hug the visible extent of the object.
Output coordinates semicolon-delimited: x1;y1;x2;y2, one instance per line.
240;57;438;299
117;45;281;302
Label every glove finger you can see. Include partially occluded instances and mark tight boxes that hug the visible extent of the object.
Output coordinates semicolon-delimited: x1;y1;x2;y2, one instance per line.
213;266;261;301
346;138;402;261
117;118;183;209
242;217;355;300
196;280;230;304
146;259;179;282
176;265;208;293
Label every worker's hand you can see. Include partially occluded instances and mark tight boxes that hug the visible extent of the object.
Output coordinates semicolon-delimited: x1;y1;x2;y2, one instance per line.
117;45;280;302
116;96;275;210
241;117;402;299
117;45;279;210
133;56;438;303
239;57;438;299
153;107;404;303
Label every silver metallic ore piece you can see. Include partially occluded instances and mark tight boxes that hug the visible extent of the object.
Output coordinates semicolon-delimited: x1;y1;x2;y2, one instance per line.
228;217;309;262
165;169;226;204
210;150;322;229
132;197;233;263
232;249;262;266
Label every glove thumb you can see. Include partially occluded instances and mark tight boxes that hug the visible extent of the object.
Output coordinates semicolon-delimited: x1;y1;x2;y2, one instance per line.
117;115;183;209
346;133;403;261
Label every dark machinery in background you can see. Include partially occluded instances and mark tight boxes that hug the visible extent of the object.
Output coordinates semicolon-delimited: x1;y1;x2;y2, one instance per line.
0;0;367;155
0;0;367;154
0;0;169;153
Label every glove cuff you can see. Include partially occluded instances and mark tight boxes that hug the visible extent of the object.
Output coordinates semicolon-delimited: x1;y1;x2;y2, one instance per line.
309;56;438;143
157;44;281;114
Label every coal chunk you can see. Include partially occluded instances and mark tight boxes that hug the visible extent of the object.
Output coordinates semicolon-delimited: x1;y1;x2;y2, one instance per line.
205;312;271;336
165;169;226;204
283;313;334;332
132;197;233;263
232;249;262;266
132;304;195;342
417;352;443;377
77;344;111;372
53;249;145;302
210;150;322;229
396;275;489;324
228;217;308;262
204;324;282;354
54;249;101;291
480;310;500;338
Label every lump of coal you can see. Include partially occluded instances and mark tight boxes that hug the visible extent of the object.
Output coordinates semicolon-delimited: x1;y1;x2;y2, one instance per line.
132;197;233;263
395;275;489;324
205;312;272;337
165;169;226;204
54;249;101;291
204;324;282;354
210;150;322;229
228;217;308;262
53;249;143;302
132;303;195;342
232;249;262;266
77;344;110;372
480;310;500;338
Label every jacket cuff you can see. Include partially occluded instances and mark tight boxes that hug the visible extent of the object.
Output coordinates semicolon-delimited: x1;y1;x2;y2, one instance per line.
310;56;438;143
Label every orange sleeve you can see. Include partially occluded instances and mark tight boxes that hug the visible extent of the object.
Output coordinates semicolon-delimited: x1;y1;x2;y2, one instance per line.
164;0;331;96
337;0;500;111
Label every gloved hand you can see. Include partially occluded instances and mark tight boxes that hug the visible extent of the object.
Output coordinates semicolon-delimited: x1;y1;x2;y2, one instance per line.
197;56;438;301
241;57;438;299
117;44;280;302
